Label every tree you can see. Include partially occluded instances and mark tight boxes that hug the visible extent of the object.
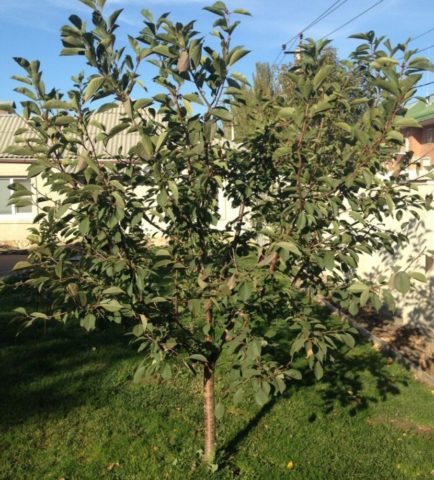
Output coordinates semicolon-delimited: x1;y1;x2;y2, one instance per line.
231;62;278;139
6;0;433;466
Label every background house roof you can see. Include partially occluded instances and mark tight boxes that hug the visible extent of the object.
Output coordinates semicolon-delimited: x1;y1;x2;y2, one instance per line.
405;96;434;123
0;105;152;161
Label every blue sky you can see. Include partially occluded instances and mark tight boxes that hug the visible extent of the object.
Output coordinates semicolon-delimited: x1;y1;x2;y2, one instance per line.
1;0;434;106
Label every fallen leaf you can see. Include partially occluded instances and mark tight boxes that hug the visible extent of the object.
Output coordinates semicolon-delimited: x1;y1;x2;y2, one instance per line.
287;460;294;470
106;462;119;471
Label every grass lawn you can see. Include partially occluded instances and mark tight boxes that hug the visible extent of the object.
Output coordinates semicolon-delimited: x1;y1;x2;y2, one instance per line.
0;288;433;480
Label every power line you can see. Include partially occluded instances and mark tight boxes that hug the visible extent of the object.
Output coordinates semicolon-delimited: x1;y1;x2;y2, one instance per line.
417;80;434;88
273;0;349;65
292;0;349;43
411;27;434;43
321;0;384;40
415;43;434;55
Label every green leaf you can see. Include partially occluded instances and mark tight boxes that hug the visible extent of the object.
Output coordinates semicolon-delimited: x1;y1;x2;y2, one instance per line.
133;365;146;383
284;369;302;380
203;3;227;16
228;47;249;66
30;312;48;319
348;282;369;293
183;93;204;105
313;64;334;90
359;288;370;307
210;107;232;122
342;333;355;349
393;271;411;294
348;302;359;316
79;217;90;235
99;299;122;312
275;241;301;256
161;363;172;380
81;313;96;331
102;286;124;295
152;45;172;57
190;354;208;363
239;281;253;301
233;8;251;15
314;361;324;380
168;181;179;203
323;251;335;271
44;99;72;110
393;117;421;128
12;260;32;270
84;76;105;101
254;387;269;406
277;107;295;118
410;271;427;283
14;307;27;316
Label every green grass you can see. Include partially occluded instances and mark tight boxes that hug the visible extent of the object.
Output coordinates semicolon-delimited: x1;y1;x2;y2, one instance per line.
0;289;433;480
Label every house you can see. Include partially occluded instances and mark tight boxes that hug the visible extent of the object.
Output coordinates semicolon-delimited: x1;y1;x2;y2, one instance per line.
0;104;35;248
0;103;146;247
398;96;434;177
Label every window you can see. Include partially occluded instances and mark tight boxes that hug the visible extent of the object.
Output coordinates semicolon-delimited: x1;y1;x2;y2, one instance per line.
422;127;434;144
0;178;33;217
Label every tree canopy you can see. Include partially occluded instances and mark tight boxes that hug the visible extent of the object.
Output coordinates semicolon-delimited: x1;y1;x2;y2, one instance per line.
5;0;434;464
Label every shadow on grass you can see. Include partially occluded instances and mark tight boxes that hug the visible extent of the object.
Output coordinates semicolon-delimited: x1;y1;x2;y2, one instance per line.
218;342;409;468
0;298;137;429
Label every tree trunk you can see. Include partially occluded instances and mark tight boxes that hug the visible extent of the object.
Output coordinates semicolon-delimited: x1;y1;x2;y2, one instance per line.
203;362;216;464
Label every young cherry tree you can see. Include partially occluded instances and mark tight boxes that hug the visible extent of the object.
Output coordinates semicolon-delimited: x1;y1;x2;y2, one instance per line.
7;0;433;464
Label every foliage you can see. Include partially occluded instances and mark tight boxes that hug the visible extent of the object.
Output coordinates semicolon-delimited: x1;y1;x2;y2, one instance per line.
6;0;434;463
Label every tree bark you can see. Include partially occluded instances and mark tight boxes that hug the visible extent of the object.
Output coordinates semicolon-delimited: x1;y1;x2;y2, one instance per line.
203;362;216;464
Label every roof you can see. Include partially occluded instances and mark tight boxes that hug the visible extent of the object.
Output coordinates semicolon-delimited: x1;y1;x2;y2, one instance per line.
405;96;434;123
0;114;29;159
0;105;152;161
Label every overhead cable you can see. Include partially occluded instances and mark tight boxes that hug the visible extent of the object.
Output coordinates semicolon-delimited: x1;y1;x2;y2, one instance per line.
321;0;384;39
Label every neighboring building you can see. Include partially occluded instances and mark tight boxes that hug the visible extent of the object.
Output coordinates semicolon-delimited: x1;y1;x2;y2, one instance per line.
398;96;434;177
0;104;36;247
0;104;145;247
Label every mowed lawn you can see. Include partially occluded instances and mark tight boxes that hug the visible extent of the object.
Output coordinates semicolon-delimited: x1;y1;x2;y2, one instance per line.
0;288;433;480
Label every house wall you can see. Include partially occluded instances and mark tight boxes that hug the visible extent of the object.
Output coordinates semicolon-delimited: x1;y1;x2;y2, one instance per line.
357;181;434;328
0;162;33;247
402;122;434;170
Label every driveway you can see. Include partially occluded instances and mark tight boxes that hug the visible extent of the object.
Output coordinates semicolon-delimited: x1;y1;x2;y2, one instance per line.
0;254;28;277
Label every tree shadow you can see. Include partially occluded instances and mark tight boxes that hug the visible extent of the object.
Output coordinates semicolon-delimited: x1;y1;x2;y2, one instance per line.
0;305;137;429
218;340;409;469
316;346;407;416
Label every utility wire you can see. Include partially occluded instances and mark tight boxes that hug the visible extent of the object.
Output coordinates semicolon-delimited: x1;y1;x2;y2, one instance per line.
411;27;434;43
415;43;434;55
321;0;384;40
288;0;349;44
273;0;349;65
417;80;434;88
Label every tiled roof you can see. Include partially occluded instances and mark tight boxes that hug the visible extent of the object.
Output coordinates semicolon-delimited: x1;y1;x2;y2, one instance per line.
0;105;152;160
0;114;30;159
405;96;434;123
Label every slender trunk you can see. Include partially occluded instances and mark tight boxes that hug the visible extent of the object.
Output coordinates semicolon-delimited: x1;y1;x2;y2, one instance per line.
203;299;215;464
203;362;216;464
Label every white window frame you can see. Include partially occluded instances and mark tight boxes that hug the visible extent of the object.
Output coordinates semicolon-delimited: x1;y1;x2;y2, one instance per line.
0;177;34;221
